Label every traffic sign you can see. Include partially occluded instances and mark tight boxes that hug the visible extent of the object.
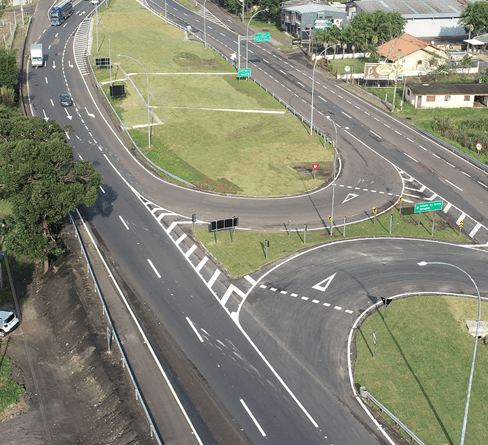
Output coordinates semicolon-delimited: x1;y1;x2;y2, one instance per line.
414;200;443;213
372;331;377;345
399;196;402;203
459;220;464;228
373;207;377;214
237;68;251;78
254;32;270;42
312;163;319;171
328;215;332;222
476;142;483;151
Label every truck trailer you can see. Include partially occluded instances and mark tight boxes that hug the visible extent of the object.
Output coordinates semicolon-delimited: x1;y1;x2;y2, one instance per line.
49;0;74;26
31;44;43;67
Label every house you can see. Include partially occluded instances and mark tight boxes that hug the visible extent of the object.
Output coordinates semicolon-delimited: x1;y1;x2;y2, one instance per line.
405;83;488;108
377;34;448;74
345;0;483;37
464;33;488;54
281;1;347;40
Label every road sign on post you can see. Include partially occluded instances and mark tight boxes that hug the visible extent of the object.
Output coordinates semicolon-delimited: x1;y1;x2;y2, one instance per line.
414;200;443;213
254;32;270;42
459;219;464;235
372;331;377;358
237;68;251;78
476;142;483;151
265;240;269;259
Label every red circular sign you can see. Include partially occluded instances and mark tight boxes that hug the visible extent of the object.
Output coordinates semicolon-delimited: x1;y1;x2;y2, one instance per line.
476;142;483;151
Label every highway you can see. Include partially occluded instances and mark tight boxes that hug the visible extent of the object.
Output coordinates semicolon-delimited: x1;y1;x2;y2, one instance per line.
24;1;488;444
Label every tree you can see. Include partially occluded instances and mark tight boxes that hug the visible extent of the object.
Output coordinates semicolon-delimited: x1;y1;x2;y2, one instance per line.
259;0;281;23
0;107;103;262
0;48;18;103
459;2;488;35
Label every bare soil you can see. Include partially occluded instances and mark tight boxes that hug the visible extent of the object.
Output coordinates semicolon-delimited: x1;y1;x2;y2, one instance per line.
0;227;155;445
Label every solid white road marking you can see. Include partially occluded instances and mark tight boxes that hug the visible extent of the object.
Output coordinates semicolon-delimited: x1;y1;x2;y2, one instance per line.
404;153;418;163
207;269;220;288
118;215;130;230
446;179;462;191
244;275;257;285
195;256;209;272
240;399;266;437
175;233;187;245
186;317;204;342
147;259;161;278
184;244;198;258
312;273;336;292
99;186;105;194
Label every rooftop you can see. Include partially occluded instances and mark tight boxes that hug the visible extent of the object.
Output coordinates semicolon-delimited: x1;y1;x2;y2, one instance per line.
407;82;488;95
378;34;431;60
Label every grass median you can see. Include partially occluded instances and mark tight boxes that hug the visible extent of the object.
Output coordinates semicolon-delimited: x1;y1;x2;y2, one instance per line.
355;295;488;445
91;0;332;196
194;206;467;277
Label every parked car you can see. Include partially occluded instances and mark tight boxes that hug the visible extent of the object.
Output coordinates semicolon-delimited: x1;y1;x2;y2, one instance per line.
0;310;19;337
60;93;73;107
91;0;100;4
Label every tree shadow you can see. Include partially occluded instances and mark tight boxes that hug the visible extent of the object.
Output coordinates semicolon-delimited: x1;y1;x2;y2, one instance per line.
381;316;453;445
78;184;117;221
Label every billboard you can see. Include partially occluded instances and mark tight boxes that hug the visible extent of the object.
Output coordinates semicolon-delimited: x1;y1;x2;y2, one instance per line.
314;18;342;29
210;216;239;232
364;63;403;80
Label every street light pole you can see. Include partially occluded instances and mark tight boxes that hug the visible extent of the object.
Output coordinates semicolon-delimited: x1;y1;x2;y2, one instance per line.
117;54;151;149
203;0;207;49
328;117;338;236
246;8;268;70
417;261;481;445
310;44;339;135
97;21;112;87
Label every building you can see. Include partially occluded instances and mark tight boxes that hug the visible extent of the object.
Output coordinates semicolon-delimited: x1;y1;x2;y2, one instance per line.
377;34;448;74
345;0;483;37
281;1;347;40
464;33;488;54
405;83;488;108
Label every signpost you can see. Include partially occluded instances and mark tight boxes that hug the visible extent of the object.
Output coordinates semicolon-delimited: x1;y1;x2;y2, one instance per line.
254;32;270;42
415;200;443;226
303;224;307;243
312;163;319;179
459;219;464;235
476;142;482;160
237;68;251;78
372;331;377;358
373;207;377;224
265;240;269;259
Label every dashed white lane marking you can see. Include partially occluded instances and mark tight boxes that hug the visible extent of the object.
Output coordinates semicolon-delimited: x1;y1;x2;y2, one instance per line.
462;171;471;177
445;161;455;168
260;284;267;289
384;123;390;128
345;309;353;314
406;137;414;142
184;244;198;259
280;69;285;74
240;399;266;437
395;130;401;135
312;299;320;304
446;179;462;191
270;287;277;292
318;96;326;102
432;153;440;159
50;99;54;106
301;296;309;300
99;186;105;193
342;111;352;119
207;269;220;288
175;233;187;245
470;222;482;237
405;153;418;163
478;181;488;189
195;256;209;272
118;215;130;230
334;306;342;310
147;259;161;278
280;290;287;294
45;77;48;84
323;302;330;307
370;130;381;139
297;82;305;88
456;212;467;225
186;317;204;343
443;202;452;213
419;145;426;150
291;293;298;297
374;117;380;121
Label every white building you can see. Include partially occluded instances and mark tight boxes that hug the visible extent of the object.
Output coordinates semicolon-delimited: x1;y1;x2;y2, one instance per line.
405;83;488;109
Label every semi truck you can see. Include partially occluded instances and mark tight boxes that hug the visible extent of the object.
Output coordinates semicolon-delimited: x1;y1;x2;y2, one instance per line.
31;44;43;67
49;0;74;26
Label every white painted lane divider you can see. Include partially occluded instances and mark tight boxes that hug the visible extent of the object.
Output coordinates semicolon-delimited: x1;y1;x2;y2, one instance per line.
45;77;48;84
470;222;482;238
456;212;467;225
240;399;266;437
195;256;208;272
186;317;204;342
446;179;463;191
147;259;161;278
118;215;130;230
207;269;220;288
50;99;54;107
404;153;418;163
175;233;187;245
342;111;352;119
184;244;198;259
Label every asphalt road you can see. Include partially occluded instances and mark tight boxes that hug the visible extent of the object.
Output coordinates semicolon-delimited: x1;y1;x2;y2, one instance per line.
24;1;488;445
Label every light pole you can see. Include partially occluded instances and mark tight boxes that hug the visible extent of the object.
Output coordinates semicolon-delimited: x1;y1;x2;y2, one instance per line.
117;54;151;149
310;44;339;135
246;8;268;70
203;0;207;49
328;117;338;236
417;261;481;445
97;21;112;87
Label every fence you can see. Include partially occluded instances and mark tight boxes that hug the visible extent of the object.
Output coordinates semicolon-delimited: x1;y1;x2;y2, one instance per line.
360;387;425;445
69;211;163;445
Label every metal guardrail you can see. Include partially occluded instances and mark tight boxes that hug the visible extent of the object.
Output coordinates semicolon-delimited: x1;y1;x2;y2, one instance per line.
414;125;488;173
360;387;425;445
69;212;163;445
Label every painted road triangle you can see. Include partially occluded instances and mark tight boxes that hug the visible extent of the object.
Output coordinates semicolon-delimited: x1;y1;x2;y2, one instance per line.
312;273;337;292
342;193;358;204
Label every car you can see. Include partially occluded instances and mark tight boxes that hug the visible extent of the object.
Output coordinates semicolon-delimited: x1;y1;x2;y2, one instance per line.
91;0;100;4
60;93;73;107
0;310;19;337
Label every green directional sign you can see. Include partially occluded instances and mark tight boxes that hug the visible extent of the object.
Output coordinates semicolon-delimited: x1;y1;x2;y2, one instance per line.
254;32;271;42
237;68;251;78
414;200;443;213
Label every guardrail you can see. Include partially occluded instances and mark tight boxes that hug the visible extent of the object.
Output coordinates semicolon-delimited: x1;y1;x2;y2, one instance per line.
414;125;488;173
69;211;163;445
360;386;425;445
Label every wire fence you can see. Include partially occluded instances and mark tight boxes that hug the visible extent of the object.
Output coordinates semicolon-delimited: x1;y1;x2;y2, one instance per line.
69;211;163;445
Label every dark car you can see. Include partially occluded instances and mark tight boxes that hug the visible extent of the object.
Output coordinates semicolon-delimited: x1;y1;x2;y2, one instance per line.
60;93;73;107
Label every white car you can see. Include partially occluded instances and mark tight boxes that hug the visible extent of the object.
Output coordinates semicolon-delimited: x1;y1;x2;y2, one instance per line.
91;0;100;4
0;310;19;337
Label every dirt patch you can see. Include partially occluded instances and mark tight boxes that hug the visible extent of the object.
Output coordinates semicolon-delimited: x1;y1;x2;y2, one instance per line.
0;227;155;444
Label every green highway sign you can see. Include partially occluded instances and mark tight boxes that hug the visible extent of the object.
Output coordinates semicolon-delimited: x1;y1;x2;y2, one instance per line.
254;32;271;42
237;68;251;77
414;200;443;213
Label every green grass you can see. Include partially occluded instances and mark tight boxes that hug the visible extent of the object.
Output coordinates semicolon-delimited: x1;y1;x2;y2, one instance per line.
355;296;488;445
0;343;24;414
90;0;332;196
194;206;467;277
328;57;367;75
0;200;12;218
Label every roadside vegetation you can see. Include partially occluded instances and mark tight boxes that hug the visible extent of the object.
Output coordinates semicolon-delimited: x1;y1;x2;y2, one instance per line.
194;205;467;277
355;295;488;445
91;0;333;196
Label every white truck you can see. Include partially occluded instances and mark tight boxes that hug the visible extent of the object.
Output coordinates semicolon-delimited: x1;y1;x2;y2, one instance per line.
31;44;43;67
0;310;19;337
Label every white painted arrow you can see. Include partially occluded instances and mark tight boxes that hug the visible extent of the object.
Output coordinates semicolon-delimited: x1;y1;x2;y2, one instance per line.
43;109;49;121
342;193;358;204
69;61;73;68
230;52;236;61
52;60;56;69
65;108;72;120
85;107;95;118
312;273;336;292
